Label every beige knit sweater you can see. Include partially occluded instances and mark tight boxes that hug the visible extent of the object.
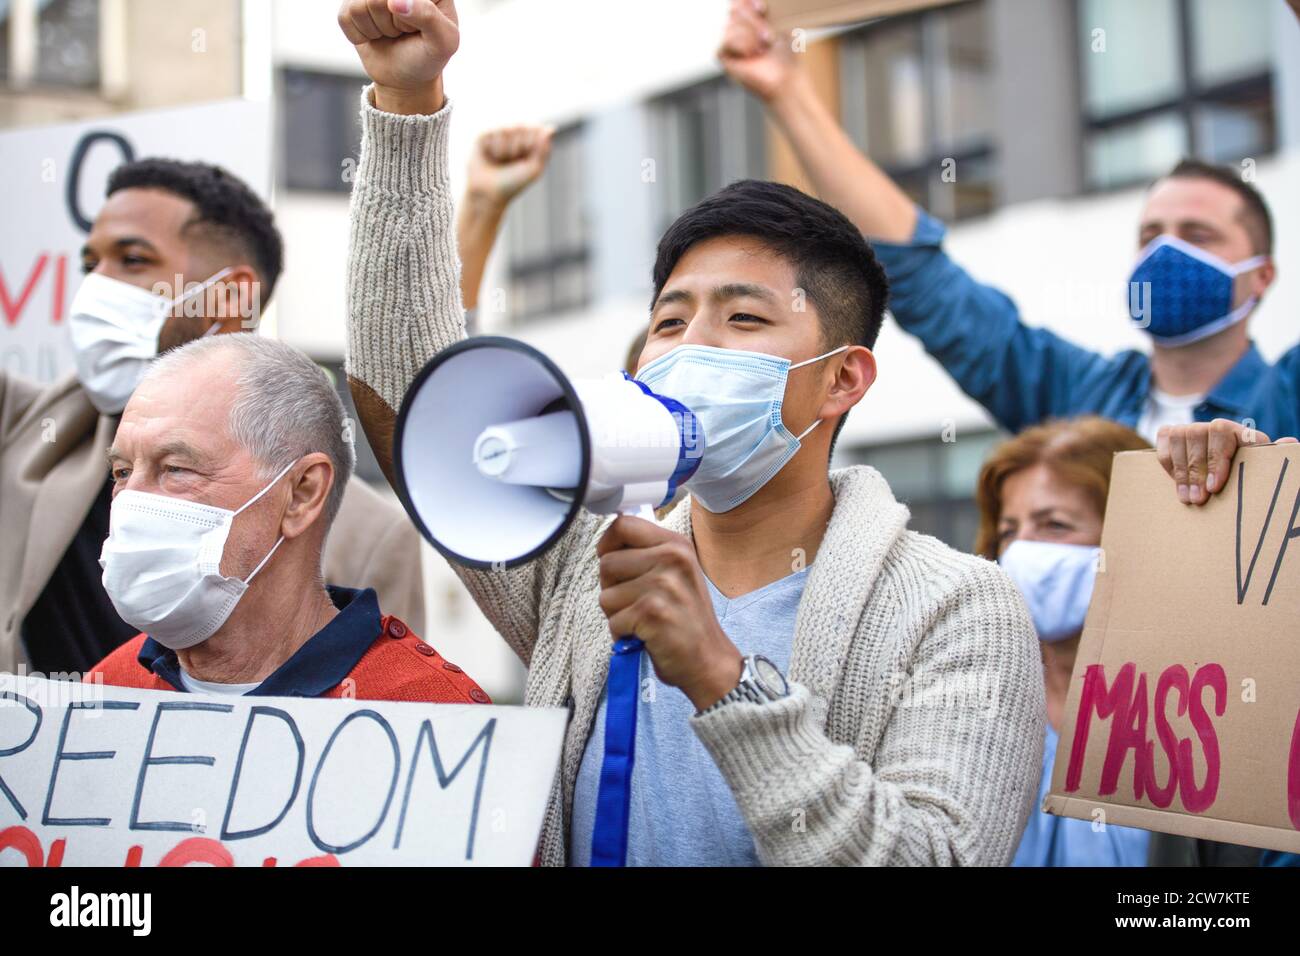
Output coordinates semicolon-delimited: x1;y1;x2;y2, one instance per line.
345;89;1045;866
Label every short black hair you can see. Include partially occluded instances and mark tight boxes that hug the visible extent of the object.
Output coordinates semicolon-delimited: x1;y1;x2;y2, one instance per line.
653;179;889;350
1160;158;1274;255
651;179;889;454
107;158;284;303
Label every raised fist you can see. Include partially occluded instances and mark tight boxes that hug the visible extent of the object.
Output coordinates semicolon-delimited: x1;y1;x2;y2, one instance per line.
467;126;556;207
717;0;798;103
338;0;459;114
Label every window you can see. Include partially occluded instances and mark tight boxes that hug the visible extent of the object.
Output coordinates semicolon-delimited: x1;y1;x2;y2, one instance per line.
838;0;995;221
1078;0;1275;190
650;76;768;236
3;0;102;90
36;0;99;88
280;68;367;193
506;124;591;321
834;429;1002;551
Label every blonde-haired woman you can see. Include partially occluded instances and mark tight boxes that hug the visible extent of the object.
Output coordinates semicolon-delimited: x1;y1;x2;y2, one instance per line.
976;416;1151;866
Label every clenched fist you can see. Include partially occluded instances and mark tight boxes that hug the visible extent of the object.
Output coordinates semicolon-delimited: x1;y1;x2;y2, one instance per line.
467;126;555;207
337;0;459;115
718;0;798;103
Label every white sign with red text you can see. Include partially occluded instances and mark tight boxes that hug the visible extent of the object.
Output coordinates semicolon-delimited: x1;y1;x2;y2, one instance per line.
0;99;271;384
0;676;566;867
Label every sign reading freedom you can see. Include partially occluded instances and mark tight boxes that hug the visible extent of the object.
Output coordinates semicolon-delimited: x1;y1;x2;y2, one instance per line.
1046;444;1300;853
0;677;566;866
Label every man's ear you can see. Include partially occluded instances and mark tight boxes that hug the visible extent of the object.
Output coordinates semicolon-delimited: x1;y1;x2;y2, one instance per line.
1250;258;1277;300
281;453;335;540
819;345;876;422
208;265;262;334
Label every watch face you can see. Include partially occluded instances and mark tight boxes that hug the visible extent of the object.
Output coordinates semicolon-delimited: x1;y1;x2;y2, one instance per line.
752;656;787;699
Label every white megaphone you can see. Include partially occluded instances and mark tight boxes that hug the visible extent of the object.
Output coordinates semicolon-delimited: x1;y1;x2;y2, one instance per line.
392;336;704;569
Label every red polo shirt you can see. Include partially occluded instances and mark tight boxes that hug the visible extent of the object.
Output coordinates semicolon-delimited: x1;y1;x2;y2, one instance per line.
85;586;490;704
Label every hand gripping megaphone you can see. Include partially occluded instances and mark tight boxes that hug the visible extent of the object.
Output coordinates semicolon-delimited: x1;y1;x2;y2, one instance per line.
392;336;705;867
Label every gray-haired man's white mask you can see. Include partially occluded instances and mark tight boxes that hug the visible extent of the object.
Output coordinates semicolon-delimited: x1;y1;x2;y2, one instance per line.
99;459;295;650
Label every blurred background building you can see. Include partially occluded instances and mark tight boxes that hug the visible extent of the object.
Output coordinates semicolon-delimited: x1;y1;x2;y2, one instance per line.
3;0;1299;700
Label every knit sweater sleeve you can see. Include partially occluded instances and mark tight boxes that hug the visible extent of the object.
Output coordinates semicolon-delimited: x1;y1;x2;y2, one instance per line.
689;557;1045;866
344;86;599;666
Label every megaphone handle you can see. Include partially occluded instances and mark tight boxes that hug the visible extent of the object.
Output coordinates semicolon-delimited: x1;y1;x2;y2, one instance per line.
589;635;644;866
589;501;656;866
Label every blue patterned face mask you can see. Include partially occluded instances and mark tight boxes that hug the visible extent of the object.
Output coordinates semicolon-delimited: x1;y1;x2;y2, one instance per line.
1128;235;1267;347
636;343;848;513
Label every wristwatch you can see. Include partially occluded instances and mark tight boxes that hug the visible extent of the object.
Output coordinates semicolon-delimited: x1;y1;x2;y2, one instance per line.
698;654;790;716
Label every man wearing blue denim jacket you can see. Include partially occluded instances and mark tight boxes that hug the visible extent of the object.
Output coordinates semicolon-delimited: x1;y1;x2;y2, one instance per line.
718;0;1300;868
717;0;1296;458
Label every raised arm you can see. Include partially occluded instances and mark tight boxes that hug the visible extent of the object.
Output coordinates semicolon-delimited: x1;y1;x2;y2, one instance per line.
458;126;554;316
718;0;1115;432
338;0;597;663
339;0;462;479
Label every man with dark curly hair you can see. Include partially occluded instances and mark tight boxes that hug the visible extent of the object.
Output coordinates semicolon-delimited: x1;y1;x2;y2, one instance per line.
0;158;426;679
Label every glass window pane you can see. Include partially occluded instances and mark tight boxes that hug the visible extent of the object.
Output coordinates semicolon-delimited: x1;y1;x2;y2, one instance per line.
940;430;1002;498
1087;111;1187;189
507;125;590;322
862;442;935;500
0;4;10;80
928;151;995;221
1194;94;1275;164
1079;0;1181;116
36;0;100;89
281;70;364;193
1189;0;1271;87
843;20;926;167
930;1;992;153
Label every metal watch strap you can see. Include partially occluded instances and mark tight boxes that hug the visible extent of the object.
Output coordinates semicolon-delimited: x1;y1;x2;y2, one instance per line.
697;655;781;716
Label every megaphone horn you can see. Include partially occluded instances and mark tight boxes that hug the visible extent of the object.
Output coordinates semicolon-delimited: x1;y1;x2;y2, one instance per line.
393;336;704;570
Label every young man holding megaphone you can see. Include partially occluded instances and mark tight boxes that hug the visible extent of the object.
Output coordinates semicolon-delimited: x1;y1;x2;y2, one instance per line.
338;0;1043;867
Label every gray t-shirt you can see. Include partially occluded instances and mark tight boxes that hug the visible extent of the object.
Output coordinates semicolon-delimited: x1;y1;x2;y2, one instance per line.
570;567;806;866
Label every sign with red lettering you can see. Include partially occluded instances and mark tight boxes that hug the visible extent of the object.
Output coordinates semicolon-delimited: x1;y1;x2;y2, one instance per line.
1045;444;1300;853
0;100;270;384
0;676;566;866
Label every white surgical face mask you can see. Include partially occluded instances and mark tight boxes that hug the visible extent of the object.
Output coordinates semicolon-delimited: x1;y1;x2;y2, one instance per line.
637;343;848;513
99;460;296;650
998;539;1101;643
68;268;232;414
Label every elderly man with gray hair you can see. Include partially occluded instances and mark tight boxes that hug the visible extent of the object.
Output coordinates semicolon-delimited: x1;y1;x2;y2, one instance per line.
85;334;489;703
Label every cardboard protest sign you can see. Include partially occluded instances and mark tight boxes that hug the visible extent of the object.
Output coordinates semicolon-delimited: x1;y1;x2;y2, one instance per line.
1045;444;1300;853
767;0;960;29
0;676;566;866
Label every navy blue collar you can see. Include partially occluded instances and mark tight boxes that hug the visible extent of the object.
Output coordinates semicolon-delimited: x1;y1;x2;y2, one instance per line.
1203;342;1268;419
137;586;382;697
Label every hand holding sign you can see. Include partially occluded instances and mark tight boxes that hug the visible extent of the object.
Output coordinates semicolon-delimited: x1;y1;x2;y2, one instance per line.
1157;418;1299;505
1046;443;1300;853
337;0;459;115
